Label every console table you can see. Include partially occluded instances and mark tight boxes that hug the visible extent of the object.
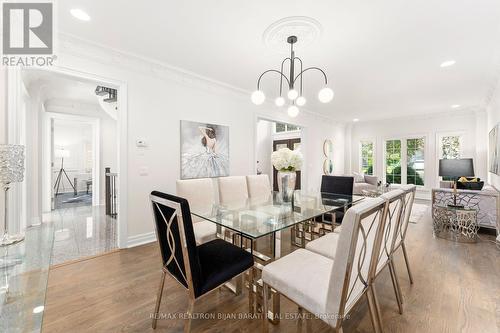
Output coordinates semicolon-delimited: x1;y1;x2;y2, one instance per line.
432;204;479;243
431;186;499;233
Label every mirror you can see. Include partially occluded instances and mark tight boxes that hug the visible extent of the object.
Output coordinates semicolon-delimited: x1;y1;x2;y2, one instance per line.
323;139;333;157
323;159;334;175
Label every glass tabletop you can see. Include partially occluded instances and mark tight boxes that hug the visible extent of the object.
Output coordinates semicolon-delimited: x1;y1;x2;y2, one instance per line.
0;223;55;333
191;191;364;239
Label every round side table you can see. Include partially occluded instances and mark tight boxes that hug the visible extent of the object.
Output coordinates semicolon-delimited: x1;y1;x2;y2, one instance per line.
432;204;479;243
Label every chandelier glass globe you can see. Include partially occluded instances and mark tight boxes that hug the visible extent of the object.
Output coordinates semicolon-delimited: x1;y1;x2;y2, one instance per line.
318;87;334;103
275;96;285;107
287;89;299;100
251;90;265;105
295;96;306;106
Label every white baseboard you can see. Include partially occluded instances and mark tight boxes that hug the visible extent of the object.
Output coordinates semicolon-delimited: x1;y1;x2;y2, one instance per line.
127;231;156;248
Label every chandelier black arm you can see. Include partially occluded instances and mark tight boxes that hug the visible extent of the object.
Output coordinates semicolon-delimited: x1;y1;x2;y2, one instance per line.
279;58;291;96
294;57;304;94
293;66;328;86
257;69;291;90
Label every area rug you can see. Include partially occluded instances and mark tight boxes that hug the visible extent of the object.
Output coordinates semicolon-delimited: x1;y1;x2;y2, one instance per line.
409;203;429;224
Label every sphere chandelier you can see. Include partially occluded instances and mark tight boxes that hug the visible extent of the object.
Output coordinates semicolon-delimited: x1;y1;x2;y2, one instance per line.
251;35;334;117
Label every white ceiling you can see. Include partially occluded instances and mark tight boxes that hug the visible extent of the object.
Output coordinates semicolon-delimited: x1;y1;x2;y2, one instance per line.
56;0;500;121
22;69;101;105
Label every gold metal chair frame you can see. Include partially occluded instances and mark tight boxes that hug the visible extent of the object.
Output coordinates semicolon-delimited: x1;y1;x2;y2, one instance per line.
262;201;389;333
150;194;255;332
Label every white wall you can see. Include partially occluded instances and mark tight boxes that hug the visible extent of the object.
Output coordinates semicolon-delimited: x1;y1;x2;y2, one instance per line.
19;36;345;245
350;111;486;197
487;88;500;190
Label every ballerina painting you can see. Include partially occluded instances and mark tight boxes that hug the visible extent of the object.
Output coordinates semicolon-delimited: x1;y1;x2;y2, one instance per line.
180;120;229;179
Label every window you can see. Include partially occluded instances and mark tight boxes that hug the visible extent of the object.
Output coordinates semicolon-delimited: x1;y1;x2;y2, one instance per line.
406;138;425;186
275;122;300;133
385;139;401;184
360;141;374;175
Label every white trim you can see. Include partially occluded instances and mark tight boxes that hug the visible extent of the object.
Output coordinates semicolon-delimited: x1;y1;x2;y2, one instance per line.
358;139;376;175
9;65;129;249
127;231;157;248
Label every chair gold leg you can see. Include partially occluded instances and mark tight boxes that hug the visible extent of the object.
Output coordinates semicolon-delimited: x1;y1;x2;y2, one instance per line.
271;289;281;324
235;274;243;296
248;268;255;314
388;261;404;314
184;298;195;333
401;242;414;284
366;289;382;333
371;284;384;330
152;270;166;329
262;283;269;333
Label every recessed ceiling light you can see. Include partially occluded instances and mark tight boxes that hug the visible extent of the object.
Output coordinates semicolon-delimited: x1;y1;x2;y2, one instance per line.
70;9;91;21
451;104;461;109
440;60;456;68
353;118;359;122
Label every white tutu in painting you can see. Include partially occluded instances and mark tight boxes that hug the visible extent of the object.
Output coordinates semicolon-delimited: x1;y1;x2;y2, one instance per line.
181;121;229;179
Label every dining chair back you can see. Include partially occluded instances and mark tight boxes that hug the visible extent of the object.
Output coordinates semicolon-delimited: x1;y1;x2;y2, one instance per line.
176;178;215;222
325;197;387;328
246;174;271;198
375;189;405;274
218;176;249;205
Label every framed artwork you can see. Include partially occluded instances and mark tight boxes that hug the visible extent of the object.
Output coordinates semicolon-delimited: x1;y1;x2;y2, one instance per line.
489;123;499;175
180;120;229;179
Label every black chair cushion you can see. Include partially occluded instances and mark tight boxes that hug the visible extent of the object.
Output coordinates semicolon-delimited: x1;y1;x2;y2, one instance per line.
196;239;254;296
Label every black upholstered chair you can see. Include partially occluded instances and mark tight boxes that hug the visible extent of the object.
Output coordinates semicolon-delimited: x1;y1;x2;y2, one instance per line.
150;191;254;331
319;175;354;224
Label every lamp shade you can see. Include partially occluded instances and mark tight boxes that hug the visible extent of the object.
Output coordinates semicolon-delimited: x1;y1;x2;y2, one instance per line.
438;158;474;178
0;144;25;184
55;148;70;158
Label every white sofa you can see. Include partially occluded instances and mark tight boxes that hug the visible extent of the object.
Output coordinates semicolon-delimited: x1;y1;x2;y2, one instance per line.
352;173;379;195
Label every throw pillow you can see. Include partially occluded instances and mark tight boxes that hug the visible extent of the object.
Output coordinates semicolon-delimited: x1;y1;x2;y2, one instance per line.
353;172;365;183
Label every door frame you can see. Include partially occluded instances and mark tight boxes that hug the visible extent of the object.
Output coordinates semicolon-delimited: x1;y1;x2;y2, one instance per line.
7;66;129;249
253;114;307;192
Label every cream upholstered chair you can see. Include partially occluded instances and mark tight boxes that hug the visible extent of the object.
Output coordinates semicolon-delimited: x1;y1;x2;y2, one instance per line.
373;189;405;314
262;197;387;333
217;176;249;206
176;178;217;245
393;185;416;284
246;174;271;198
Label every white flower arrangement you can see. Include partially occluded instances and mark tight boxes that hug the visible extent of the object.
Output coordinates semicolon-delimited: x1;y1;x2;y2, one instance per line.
271;148;303;172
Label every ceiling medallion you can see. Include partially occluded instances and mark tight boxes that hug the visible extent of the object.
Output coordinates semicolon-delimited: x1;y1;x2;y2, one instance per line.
252;33;334;117
263;16;323;54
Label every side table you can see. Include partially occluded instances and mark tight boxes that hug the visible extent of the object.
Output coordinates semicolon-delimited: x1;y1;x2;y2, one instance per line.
432;204;479;243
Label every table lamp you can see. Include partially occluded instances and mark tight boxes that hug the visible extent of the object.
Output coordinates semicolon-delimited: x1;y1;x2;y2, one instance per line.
438;158;474;206
0;144;25;246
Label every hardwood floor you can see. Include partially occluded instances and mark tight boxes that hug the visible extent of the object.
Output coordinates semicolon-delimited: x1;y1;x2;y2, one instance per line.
42;203;500;333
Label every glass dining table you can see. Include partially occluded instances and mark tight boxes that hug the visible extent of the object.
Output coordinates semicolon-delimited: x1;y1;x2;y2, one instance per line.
191;190;364;260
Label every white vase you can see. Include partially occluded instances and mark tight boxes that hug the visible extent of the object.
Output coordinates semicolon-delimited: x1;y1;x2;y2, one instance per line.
277;170;296;202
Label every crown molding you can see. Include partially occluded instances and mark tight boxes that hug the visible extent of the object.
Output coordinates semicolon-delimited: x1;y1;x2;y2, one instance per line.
56;33;339;123
353;106;479;125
